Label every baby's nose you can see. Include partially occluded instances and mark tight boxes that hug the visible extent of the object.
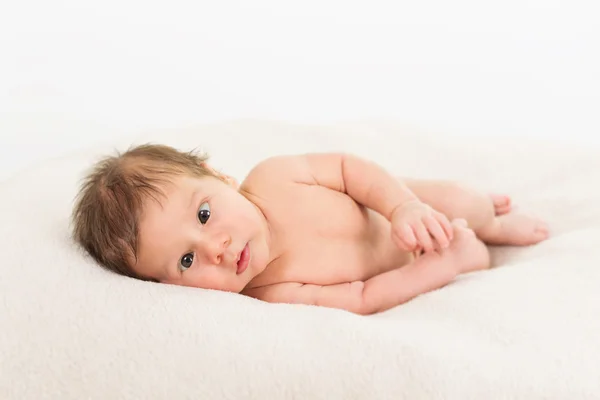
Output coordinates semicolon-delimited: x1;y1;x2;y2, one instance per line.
201;234;231;265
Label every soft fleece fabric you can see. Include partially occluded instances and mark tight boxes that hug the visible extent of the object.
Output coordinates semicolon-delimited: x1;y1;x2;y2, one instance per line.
1;120;599;399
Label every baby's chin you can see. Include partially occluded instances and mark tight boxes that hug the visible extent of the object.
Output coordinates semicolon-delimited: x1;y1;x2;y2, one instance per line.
234;275;257;294
212;274;257;294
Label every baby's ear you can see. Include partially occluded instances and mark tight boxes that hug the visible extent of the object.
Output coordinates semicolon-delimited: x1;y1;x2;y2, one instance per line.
200;161;218;176
200;162;238;189
223;174;239;189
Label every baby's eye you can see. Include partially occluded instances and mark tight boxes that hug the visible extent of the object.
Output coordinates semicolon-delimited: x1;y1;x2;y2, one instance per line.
179;253;194;271
197;202;211;225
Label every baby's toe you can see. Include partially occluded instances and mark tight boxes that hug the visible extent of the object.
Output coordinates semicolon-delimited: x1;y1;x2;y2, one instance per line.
490;194;512;215
490;194;510;206
535;221;550;237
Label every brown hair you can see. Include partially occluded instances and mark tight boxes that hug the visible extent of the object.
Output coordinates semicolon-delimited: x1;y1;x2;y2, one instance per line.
71;143;218;280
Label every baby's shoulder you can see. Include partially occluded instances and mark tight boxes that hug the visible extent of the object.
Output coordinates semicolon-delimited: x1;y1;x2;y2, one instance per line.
248;154;309;178
241;154;313;189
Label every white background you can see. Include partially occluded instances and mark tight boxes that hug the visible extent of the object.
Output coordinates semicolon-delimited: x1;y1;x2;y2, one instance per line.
1;0;599;180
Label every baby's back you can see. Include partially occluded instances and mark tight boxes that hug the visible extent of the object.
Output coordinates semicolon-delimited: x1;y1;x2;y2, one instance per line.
240;155;411;292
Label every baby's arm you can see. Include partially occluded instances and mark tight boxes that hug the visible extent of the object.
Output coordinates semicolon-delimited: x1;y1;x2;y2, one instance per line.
245;152;415;220
301;153;418;221
244;253;458;315
248;153;453;252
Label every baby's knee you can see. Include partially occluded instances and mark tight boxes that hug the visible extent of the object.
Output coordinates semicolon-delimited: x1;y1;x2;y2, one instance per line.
443;183;495;227
451;224;491;273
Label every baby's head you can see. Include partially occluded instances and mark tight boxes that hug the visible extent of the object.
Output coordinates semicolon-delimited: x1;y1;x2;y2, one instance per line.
72;144;272;293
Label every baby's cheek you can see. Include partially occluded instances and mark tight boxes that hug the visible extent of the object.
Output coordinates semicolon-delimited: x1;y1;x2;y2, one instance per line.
198;269;239;293
181;269;211;289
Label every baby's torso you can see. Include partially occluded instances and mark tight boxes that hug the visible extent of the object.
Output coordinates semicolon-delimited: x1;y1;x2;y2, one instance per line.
244;183;411;289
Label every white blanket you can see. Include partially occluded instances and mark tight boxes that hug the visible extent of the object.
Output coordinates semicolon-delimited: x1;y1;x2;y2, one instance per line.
2;120;599;399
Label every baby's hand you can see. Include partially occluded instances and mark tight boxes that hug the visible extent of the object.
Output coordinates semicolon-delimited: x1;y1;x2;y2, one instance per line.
390;200;454;253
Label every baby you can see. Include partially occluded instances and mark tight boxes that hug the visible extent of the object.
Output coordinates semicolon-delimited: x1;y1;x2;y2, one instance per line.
72;144;549;315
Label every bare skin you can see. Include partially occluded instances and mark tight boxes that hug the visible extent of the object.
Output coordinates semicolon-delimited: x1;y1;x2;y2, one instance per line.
238;159;548;315
135;152;549;315
246;218;490;315
400;179;549;246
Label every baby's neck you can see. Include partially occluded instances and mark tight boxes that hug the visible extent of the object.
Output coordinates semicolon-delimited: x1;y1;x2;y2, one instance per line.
238;188;280;265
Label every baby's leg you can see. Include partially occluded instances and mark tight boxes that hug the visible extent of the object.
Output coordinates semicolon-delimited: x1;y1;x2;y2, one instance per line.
414;218;490;273
398;219;490;301
401;178;549;246
363;219;489;312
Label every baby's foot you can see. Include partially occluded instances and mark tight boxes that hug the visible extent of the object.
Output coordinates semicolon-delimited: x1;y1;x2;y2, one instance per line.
489;194;511;215
443;219;490;274
478;213;549;246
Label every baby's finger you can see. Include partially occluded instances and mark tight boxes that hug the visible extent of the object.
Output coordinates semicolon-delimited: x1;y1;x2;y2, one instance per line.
413;223;434;253
424;216;449;249
400;223;417;249
391;233;411;252
436;212;454;241
392;224;417;251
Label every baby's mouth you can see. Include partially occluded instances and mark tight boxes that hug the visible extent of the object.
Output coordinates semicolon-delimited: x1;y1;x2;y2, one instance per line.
236;242;250;275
